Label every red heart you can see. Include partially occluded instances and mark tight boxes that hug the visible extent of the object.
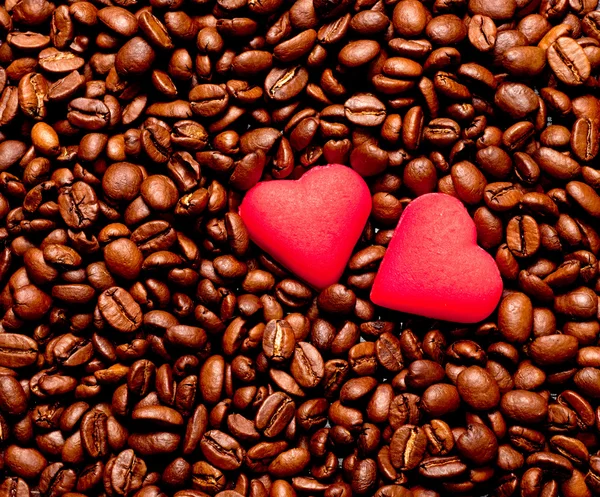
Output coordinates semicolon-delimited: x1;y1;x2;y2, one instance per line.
371;193;503;323
239;164;371;290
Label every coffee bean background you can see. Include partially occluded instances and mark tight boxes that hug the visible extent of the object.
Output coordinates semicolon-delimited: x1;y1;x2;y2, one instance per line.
1;0;600;496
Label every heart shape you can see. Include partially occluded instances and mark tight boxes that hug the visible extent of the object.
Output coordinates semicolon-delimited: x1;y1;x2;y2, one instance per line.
371;193;503;323
239;164;371;290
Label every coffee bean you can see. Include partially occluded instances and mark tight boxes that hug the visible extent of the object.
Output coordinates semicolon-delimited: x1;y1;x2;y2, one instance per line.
567;181;600;218
484;182;522;211
495;83;539;118
291;342;324;388
419;456;467;480
200;430;244;471
264;66;309;101
423;419;454;457
507;215;541;258
423;118;460;148
498;292;533;343
434;72;471;100
166;325;207;350
451;161;486;205
1;0;600;495
403;158;437;196
5;446;47;479
501;390;548;423
98;287;142;333
393;0;427;37
0;376;27;416
344;94;386;127
18;72;48;120
111;449;146;495
420;383;460;417
13;284;52;320
390;425;427;470
67;98;110;130
338;40;380;67
31;122;59;157
548;37;591;85
457;365;500;410
103;238;143;280
80;410;108;458
425;15;467;45
262;319;295;363
129;432;181;456
503;121;535;152
0;477;29;497
0;333;38;368
468;15;497;52
38;48;84;74
268;447;310;477
555;286;598;319
46;71;84;103
317;284;356;314
503;46;547;77
457;423;498;464
375;332;404;372
469;0;516;19
97;7;137;37
571;118;598;163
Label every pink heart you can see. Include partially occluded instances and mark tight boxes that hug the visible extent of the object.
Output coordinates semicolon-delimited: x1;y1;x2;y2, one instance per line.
371;193;503;323
239;164;371;290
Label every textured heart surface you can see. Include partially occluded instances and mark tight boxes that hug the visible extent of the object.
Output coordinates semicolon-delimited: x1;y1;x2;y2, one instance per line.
371;193;503;323
239;164;371;290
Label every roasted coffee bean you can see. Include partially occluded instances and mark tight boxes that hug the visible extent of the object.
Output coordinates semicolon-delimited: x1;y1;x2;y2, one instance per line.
339;40;380;67
111;449;146;495
80;410;108;458
98;287;143;333
291;342;324;388
501;390;548;424
498;292;533;343
67;98;110;130
571;118;599;162
390;425;427;470
484;183;522;211
456;423;498;464
128;432;181;456
38;49;84;74
58;181;98;229
200;431;244;471
494;83;539;119
468;15;497;52
344;94;386;127
457;366;500;410
264;66;309;101
419;456;467;480
547;37;591;85
507;216;541;258
262;320;295;363
567;181;600;218
0;334;38;368
469;0;516;20
451;161;486;205
0;0;599;496
503;46;547;77
533;147;581;179
18;72;48;120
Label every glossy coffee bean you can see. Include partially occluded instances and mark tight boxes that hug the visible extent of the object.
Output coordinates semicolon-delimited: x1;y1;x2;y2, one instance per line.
0;0;599;496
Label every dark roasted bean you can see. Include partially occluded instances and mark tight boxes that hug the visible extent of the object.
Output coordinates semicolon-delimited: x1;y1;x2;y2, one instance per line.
0;1;597;496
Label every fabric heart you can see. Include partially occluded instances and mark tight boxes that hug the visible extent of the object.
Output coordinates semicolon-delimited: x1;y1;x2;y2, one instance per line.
239;164;371;290
371;193;503;323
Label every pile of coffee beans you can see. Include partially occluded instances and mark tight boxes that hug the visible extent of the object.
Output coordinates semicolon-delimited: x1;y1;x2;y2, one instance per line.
2;0;600;495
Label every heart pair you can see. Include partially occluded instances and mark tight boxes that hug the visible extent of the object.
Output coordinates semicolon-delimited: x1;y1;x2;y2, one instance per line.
239;164;503;323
